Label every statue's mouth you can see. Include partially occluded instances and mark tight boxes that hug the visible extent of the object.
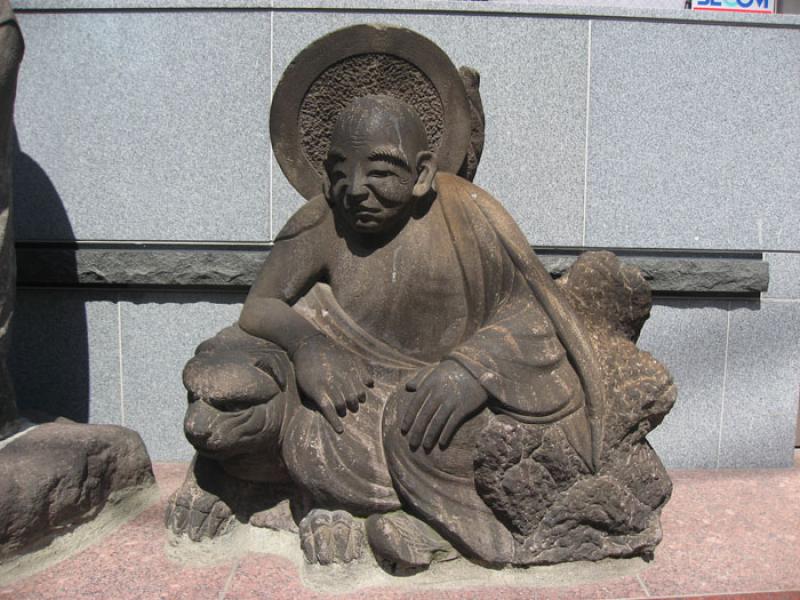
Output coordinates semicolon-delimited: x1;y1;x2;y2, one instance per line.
355;212;381;221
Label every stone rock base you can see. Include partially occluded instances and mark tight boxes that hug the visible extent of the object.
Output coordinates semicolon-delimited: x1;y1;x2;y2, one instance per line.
0;422;156;562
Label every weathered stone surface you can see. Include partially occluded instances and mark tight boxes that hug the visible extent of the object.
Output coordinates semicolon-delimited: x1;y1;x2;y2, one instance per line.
0;422;156;560
299;509;365;565
0;2;23;430
167;24;677;572
365;511;457;571
166;454;303;542
467;251;676;564
16;245;769;295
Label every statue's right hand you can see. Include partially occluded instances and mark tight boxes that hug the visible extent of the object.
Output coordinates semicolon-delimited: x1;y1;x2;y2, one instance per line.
292;334;374;433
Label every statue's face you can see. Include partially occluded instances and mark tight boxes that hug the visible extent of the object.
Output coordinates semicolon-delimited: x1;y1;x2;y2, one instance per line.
325;114;423;235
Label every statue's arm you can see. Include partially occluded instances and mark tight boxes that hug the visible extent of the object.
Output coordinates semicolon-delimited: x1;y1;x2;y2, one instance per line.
239;198;373;432
239;197;330;353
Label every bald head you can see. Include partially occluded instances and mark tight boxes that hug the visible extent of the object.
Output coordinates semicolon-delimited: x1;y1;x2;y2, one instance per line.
330;95;429;166
324;95;437;237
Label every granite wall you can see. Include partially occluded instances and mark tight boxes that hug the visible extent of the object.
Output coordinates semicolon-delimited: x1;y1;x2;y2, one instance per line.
9;1;800;467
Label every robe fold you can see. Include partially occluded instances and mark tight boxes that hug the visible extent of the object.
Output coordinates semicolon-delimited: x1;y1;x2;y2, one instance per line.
271;173;602;563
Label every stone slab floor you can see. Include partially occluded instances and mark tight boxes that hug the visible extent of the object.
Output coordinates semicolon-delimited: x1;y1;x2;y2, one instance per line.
1;453;798;600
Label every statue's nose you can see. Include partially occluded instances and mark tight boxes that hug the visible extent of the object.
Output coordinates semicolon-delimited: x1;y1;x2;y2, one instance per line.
346;168;371;203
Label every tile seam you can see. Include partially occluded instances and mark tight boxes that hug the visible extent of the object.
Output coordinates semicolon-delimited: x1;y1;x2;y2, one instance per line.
715;300;732;468
117;299;126;426
635;572;652;597
218;557;241;600
581;19;592;248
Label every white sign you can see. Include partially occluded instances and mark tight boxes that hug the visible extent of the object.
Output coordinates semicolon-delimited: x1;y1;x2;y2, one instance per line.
693;0;776;13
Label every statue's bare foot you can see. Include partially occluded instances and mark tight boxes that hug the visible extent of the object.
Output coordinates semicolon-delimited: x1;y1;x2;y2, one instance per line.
366;511;457;572
299;509;364;565
166;473;235;541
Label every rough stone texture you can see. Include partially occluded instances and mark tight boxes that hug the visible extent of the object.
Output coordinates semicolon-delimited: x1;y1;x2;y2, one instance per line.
0;2;23;432
456;65;484;183
17;247;270;288
270;24;472;201
165;25;676;571
299;53;445;176
0;422;155;560
299;509;365;566
472;252;676;564
15;246;769;295
270;11;589;244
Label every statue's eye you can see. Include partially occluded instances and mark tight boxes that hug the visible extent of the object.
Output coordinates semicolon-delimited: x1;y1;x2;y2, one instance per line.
369;170;392;179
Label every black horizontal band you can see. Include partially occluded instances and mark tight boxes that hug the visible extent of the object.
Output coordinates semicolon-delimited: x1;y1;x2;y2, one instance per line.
14;243;768;297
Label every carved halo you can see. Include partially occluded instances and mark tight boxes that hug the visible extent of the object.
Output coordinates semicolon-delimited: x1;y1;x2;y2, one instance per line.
270;24;472;200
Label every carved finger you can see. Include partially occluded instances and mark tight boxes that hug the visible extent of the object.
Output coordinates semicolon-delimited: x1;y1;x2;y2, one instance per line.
313;519;335;566
438;410;464;450
169;504;189;534
408;389;440;451
401;385;429;434
423;401;453;452
330;386;348;417
357;388;367;404
345;380;361;413
316;394;344;434
405;366;434;392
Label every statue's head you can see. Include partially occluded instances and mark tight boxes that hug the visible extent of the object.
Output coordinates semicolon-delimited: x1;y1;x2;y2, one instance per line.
324;95;438;236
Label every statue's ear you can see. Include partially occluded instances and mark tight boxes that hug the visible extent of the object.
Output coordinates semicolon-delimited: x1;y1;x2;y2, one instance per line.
413;151;438;198
321;169;332;205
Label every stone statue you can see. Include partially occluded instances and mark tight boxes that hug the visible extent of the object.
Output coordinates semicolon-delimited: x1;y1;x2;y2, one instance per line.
167;25;676;571
0;0;23;437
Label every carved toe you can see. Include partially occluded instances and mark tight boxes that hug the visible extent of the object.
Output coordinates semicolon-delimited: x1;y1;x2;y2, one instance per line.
166;479;234;542
365;511;456;571
298;509;364;565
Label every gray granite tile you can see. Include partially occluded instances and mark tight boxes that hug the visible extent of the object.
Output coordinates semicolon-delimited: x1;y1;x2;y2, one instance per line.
717;299;800;468
9;290;121;425
585;20;800;251
270;11;588;245
13;0;800;28
118;292;244;461
764;252;800;300
13;11;271;242
637;300;730;468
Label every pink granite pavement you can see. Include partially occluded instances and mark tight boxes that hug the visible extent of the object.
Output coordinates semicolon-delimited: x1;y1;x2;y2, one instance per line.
1;454;798;600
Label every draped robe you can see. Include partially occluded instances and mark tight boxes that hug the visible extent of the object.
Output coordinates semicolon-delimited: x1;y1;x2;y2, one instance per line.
187;173;603;564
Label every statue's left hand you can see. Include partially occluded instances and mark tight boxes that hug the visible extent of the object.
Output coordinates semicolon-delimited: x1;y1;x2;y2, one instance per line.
402;360;488;452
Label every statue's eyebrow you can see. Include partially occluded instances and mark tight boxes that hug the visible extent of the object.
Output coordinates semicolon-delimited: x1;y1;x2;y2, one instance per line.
368;146;411;171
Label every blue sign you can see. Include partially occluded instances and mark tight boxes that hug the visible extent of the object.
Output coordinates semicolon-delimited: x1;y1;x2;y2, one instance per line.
694;0;775;12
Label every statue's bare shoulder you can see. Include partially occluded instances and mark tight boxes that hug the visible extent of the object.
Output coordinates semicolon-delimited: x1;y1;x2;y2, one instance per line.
248;195;336;305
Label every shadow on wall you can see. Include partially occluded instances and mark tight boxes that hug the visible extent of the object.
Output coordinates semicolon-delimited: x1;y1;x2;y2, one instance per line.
9;130;93;423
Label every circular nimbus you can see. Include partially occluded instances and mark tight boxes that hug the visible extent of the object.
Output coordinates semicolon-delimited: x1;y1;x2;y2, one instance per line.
270;24;471;200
